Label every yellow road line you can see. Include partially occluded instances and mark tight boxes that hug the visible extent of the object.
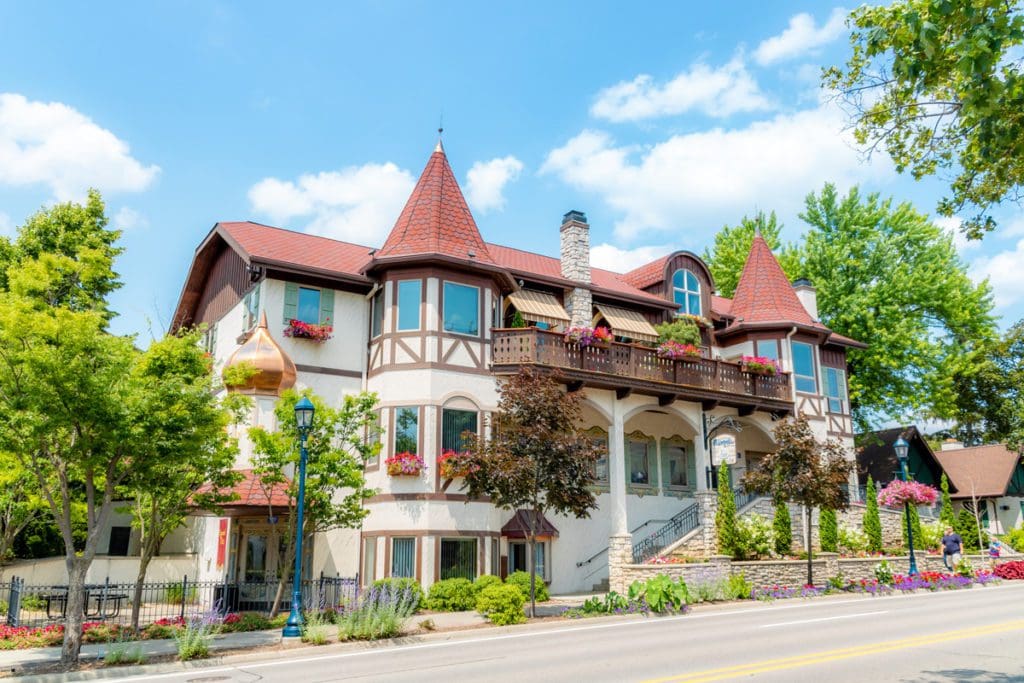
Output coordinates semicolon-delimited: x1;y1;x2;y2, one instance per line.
644;619;1024;683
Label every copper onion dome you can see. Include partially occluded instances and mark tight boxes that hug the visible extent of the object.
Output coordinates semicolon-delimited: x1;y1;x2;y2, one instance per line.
222;311;297;395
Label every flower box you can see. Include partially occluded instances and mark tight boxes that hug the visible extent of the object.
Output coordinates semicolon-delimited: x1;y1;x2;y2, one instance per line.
740;355;779;376
385;451;425;477
656;341;702;361
438;450;474;479
676;313;712;329
876;479;938;507
284;319;333;343
564;326;613;348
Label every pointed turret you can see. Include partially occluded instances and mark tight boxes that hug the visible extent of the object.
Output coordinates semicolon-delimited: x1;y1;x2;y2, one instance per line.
729;235;815;326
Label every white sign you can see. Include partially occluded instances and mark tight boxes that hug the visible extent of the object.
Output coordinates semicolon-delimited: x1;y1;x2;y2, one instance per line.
711;434;737;465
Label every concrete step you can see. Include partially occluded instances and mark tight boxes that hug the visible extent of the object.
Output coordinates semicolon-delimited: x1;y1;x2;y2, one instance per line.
591;579;609;593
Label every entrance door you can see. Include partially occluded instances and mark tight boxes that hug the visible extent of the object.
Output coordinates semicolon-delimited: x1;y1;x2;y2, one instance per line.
236;521;283;609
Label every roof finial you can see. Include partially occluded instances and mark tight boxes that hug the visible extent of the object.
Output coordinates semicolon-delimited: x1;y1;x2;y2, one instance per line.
435;113;444;153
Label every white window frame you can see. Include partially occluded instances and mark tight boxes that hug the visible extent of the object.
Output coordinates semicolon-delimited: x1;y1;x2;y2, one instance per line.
672;269;701;316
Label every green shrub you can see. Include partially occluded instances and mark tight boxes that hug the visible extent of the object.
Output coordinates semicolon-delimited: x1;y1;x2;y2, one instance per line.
725;573;753;600
0;599;7;616
472;574;503;599
337;586;417;640
654;318;702;346
819;508;838;552
173;618;214;660
874;560;895;586
18;594;45;611
302;611;333;645
164;584;198;604
628;574;688;613
426;578;477;611
103;642;146;666
773;498;792;555
372;577;424;612
1004;526;1024;552
733;514;774;560
715;463;738;556
918;521;944;550
220;612;272;633
475;584;526;626
864;476;883;553
940;473;956;528
505;571;550;602
956;508;988;550
580;591;630;614
837;524;868;553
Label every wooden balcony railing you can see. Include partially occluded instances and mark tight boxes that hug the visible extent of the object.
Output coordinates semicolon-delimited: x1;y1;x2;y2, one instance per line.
492;328;792;408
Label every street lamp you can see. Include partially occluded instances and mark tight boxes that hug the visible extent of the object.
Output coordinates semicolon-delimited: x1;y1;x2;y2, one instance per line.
283;396;315;639
894;436;919;576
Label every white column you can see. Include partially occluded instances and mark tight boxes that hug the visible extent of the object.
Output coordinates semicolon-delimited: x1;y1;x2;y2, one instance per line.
694;426;710;492
608;400;628;537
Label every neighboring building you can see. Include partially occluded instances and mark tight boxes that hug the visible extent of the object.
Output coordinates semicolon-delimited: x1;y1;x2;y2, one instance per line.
856;426;947;491
933;442;1024;534
170;140;863;593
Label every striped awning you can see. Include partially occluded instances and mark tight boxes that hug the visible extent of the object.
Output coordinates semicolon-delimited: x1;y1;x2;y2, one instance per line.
506;289;570;327
594;304;659;342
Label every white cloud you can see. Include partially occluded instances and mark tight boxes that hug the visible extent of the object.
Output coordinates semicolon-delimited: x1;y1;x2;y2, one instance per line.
465;156;524;213
591;56;772;122
971;238;1024;309
0;93;159;200
114;206;148;231
1003;216;1024;237
754;8;848;66
933;215;980;254
247;162;416;243
541;104;886;240
591;243;673;273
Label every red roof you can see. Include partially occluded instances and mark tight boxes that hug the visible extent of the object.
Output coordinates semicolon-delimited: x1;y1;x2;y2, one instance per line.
374;145;496;266
196;469;292;508
219;221;374;277
729;235;818;327
711;295;733;317
622;256;670;290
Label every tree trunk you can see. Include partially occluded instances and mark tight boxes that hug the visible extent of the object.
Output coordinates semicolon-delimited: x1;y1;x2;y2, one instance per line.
130;542;157;634
527;532;536;619
806;507;814;587
61;557;90;670
270;530;295;617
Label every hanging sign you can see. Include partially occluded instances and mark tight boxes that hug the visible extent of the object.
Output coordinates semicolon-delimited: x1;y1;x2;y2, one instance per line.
711;434;738;465
216;519;228;569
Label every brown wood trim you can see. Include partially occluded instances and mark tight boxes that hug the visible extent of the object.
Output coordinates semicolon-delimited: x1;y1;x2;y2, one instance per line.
261;266;372;292
365;529;500;538
369;362;496;378
365;492;490;503
383;535;391;578
294;364;362;378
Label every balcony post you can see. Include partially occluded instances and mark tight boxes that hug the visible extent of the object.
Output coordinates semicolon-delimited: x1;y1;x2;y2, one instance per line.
607;398;631;592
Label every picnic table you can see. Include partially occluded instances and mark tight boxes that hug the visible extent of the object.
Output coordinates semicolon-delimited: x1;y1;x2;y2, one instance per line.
38;584;129;620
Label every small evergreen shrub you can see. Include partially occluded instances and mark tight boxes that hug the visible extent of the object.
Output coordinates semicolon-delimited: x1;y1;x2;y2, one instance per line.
715;463;738;557
772;498;792;555
426;578;477;611
372;577;424;612
939;474;956;528
863;476;883;553
1004;526;1024;552
505;571;550;602
819;508;838;552
956;507;988;550
726;573;753;600
475;584;526;625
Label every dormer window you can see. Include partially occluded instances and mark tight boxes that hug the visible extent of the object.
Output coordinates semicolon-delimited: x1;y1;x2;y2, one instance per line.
673;269;701;316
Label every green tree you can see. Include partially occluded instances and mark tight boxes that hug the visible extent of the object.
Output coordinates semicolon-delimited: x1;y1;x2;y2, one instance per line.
956;506;984;550
864;476;884;553
462;368;602;617
715;463;738;558
0;453;45;564
948;320;1024;447
939;473;956;528
250;389;379;616
743;416;854;585
819;508;838;553
825;0;1024;239
702;211;801;298
773;496;793;556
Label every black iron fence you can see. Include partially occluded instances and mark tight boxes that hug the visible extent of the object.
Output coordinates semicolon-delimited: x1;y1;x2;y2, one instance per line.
2;574;358;629
632;502;701;564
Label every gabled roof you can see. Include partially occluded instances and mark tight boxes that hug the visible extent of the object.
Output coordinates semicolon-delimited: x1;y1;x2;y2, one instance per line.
730;235;817;328
934;444;1022;499
220;221;374;276
195;469;292;508
856;426;949;490
622;256;670;290
372;144;496;266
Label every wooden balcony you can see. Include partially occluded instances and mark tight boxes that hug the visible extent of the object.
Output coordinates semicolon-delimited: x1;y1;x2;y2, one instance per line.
492;328;793;415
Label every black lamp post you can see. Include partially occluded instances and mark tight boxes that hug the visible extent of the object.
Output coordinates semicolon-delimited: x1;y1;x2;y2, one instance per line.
283;396;315;639
894;436;919;575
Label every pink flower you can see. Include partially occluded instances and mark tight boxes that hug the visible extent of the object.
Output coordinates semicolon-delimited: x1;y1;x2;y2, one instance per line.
877;480;939;507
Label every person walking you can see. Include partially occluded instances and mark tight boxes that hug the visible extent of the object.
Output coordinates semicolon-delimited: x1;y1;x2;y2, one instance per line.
940;526;964;571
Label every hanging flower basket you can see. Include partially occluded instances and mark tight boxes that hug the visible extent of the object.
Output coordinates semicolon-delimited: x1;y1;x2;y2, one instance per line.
385;451;425;476
438;450;475;479
656;341;702;361
284;319;333;343
564;326;613;348
676;313;712;329
740;355;779;376
877;480;939;508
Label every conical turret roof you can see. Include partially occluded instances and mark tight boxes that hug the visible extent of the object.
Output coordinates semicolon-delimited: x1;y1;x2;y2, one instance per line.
729;235;816;326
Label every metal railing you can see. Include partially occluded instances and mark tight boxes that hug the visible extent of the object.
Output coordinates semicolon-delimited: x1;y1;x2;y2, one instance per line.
632;502;701;564
2;573;358;629
576;518;672;570
733;487;761;510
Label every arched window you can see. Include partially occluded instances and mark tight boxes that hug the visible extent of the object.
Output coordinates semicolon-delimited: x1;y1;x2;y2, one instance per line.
672;269;701;315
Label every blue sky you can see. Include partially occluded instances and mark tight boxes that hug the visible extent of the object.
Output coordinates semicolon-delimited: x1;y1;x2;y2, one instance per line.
2;1;1023;340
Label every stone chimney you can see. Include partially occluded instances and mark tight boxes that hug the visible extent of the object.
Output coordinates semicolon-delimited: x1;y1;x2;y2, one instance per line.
793;278;819;321
941;439;964;451
560;210;592;328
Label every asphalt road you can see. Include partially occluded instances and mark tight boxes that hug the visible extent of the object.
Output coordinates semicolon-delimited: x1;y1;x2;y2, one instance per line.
103;582;1024;683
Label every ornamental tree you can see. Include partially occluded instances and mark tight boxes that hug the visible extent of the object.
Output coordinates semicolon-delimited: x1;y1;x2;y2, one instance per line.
461;368;603;617
715;463;738;557
249;389;378;616
743;416;854;585
864;476;884;553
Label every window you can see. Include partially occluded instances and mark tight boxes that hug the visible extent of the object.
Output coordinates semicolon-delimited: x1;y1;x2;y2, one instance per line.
366;409;382;467
394;407;419;454
391;538;415;578
824;367;848;413
371;288;384;338
491;538;499;576
297;287;321;325
509;541;548;580
492;295;501;330
443;282;480;335
588;429;609;486
202;323;218;355
672;269;701;316
108;526;131;556
439;538;477;580
442;408;478;452
397;280;421;331
628;435;653;486
243;283;260;331
662;440;689;489
755;339;779;361
791;341;817;394
363;537;377;583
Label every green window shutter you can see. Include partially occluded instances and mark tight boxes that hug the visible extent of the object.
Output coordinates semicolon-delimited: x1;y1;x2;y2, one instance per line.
319;288;335;326
686;443;697;490
283;282;299;323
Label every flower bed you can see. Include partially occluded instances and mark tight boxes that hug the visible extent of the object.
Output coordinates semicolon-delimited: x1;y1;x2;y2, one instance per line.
284;319;333;343
993;560;1024;580
740;355;779;376
656;341;702;361
438;450;474;479
751;569;997;602
564;326;613;347
386;451;425;476
876;480;938;507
